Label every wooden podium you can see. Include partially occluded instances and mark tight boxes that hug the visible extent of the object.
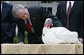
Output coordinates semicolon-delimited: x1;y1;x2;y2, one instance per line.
1;44;83;54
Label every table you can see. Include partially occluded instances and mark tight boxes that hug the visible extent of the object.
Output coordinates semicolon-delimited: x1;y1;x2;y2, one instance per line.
1;44;83;54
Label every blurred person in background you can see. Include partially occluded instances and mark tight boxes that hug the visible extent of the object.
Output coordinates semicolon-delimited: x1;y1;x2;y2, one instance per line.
56;1;83;43
1;1;16;43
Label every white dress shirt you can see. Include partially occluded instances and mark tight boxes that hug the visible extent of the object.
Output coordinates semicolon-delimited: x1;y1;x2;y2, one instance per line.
66;1;74;12
1;3;3;11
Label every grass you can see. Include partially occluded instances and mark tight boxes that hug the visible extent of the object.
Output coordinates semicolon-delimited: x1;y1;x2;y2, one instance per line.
13;32;28;44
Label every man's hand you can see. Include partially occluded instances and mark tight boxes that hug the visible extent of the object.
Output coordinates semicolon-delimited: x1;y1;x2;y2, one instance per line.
79;38;83;44
18;42;24;44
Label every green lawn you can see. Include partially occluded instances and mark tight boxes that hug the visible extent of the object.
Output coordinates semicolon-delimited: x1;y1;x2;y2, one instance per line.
13;33;28;44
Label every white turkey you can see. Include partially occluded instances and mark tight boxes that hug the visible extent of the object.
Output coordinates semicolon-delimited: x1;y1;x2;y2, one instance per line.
42;18;81;44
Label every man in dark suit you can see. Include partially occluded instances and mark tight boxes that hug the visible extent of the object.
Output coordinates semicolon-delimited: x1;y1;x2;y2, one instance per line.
56;1;83;43
1;1;16;43
12;4;62;44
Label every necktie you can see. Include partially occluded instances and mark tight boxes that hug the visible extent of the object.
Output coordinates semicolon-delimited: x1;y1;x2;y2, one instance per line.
66;1;71;29
26;19;33;33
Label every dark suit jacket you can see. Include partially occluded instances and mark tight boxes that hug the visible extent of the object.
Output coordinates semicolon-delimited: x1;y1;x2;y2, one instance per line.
16;6;62;44
1;2;16;43
56;1;83;38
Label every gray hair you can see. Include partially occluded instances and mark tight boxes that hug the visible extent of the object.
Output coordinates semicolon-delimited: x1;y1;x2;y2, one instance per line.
12;4;25;17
